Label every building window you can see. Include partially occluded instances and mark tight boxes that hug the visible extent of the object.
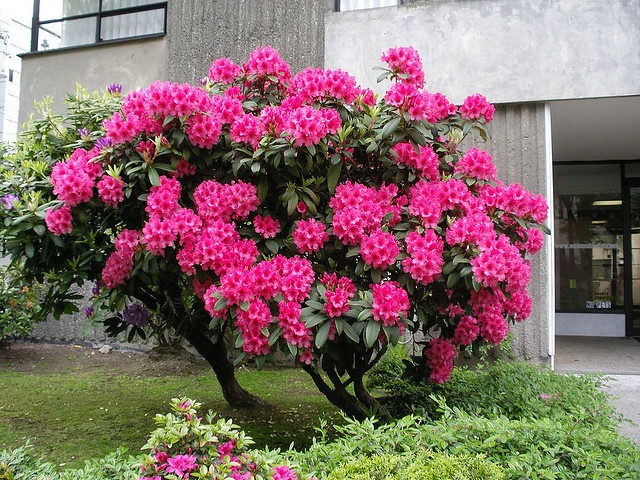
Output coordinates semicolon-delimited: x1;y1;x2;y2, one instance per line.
336;0;402;12
31;0;167;52
554;163;623;312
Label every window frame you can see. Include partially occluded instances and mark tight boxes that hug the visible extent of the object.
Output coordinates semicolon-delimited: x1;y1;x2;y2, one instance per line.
30;0;168;52
335;0;403;12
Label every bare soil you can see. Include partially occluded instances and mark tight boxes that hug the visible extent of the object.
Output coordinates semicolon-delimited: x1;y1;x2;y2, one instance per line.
0;340;211;376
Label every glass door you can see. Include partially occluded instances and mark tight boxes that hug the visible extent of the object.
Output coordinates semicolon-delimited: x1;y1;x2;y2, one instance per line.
623;180;640;337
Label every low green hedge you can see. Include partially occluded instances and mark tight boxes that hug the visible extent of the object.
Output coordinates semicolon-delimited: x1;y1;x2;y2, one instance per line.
327;452;504;480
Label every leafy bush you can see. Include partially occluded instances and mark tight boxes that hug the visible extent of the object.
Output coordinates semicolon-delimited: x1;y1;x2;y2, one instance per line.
287;399;640;480
139;397;308;479
369;359;616;422
326;451;504;480
0;263;43;345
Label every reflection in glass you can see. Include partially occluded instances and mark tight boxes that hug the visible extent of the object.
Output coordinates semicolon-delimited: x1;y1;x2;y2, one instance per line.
554;164;623;312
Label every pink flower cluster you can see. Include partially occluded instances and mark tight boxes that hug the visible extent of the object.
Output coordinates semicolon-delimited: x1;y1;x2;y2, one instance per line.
292;218;329;254
208;57;242;84
50;148;102;206
96;174;125;207
425;337;457;383
371;281;410;329
45;205;73;236
402;230;444;285
481;182;548;223
360;230;399;270
460;93;495;122
321;273;356;318
253;214;280;238
288;67;361;104
454;147;497;181
102;229;141;289
392;142;440;181
284;105;341;147
381;46;425;88
243;45;292;85
331;182;403;246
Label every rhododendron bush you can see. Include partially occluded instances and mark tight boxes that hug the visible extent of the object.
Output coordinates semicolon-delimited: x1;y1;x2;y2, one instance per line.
2;46;548;419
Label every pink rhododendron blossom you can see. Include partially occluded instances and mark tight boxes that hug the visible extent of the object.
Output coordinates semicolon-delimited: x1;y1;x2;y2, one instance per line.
210;94;244;124
96;174;125;207
289;67;360;105
321;273;356;318
408;181;443;227
208;57;242;83
45;205;73;235
145;176;182;217
278;301;312;349
50;149;101;206
454;147;497;181
402;229;444;285
142;216;178;256
235;299;272;356
392;142;440;181
371;281;410;327
243;45;292;84
445;213;496;249
284;106;341;147
230;114;264;147
453;315;480;346
292;218;328;253
460;93;495;122
425;337;457;383
360;229;399;270
426;92;457;123
479;310;509;344
381;46;425;88
203;284;228;318
185;112;222;148
253;214;280;238
173;158;197;177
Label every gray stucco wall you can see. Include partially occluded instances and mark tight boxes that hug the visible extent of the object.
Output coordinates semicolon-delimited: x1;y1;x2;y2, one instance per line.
166;0;333;84
325;0;640;104
19;37;167;124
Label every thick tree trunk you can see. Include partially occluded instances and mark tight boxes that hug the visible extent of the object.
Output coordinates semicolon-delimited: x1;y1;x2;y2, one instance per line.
181;325;266;407
300;360;392;422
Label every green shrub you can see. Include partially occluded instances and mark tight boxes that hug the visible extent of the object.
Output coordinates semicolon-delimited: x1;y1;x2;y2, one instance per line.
0;264;43;345
288;400;640;479
370;359;616;423
327;452;504;480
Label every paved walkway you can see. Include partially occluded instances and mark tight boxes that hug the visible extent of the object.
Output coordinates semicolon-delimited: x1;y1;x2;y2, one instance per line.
554;336;640;446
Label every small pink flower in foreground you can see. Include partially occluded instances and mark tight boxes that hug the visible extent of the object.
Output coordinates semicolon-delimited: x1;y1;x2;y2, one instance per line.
96;175;125;207
292;218;328;254
272;465;298;480
253;214;281;238
165;454;197;477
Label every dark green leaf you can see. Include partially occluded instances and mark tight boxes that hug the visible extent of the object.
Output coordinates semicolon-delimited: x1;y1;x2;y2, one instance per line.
364;320;381;348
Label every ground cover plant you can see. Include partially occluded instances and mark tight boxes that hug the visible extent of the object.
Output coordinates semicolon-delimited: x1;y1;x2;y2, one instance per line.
0;45;548;419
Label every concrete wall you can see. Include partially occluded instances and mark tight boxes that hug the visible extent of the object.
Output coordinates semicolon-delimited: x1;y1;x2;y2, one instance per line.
19;37;167;124
325;0;640;104
166;0;333;84
480;103;551;361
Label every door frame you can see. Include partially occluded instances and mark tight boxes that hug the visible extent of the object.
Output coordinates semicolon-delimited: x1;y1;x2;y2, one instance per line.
622;177;640;337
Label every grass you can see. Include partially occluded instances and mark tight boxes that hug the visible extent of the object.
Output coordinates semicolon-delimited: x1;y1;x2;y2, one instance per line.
0;363;340;470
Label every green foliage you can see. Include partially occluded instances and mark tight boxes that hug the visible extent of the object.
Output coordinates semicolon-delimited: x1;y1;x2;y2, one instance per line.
326;451;504;480
287;399;640;479
0;86;122;322
0;445;141;480
0;264;43;344
369;358;616;421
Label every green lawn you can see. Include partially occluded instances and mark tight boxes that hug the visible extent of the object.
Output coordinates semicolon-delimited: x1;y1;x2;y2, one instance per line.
0;365;340;470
